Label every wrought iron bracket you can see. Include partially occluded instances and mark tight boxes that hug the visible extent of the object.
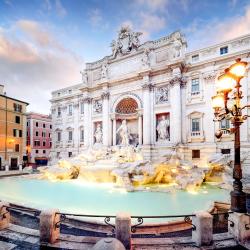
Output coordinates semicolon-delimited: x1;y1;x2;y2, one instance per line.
55;214;66;229
131;217;143;233
184;216;196;231
104;217;115;233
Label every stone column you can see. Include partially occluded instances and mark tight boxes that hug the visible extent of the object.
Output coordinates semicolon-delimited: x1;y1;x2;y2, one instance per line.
228;212;250;243
115;212;131;250
138;113;142;145
40;209;60;244
102;91;110;146
192;211;213;247
169;71;185;144
142;76;153;145
112;117;116;146
83;97;91;147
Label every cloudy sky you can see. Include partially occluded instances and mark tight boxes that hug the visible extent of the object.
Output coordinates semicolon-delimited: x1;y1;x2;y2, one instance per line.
1;0;250;114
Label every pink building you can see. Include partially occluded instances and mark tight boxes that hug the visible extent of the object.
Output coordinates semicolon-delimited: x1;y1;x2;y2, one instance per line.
26;113;52;165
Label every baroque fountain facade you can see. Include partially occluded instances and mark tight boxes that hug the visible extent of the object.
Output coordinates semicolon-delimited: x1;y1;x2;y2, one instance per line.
47;27;250;194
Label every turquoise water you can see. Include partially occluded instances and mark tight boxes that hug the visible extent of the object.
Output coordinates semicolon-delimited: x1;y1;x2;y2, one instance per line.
0;178;229;221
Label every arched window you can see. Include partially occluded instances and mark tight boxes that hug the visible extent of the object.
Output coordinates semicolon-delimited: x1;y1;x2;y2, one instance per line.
115;98;138;114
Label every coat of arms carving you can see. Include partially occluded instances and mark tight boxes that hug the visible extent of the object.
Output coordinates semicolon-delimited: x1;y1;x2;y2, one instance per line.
111;26;142;58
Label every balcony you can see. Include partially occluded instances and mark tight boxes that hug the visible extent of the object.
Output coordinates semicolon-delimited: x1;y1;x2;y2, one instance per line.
188;130;205;143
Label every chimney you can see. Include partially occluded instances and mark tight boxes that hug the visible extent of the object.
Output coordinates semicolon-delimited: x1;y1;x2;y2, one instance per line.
0;85;4;95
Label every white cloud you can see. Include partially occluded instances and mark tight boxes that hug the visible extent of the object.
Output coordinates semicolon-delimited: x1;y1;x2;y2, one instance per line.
55;0;67;17
88;8;109;30
0;20;83;114
139;11;166;39
134;0;169;12
185;5;250;51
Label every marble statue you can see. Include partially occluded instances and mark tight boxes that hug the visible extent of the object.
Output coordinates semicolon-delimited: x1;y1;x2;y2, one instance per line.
80;70;88;84
172;39;182;58
101;63;108;79
157;115;170;141
116;120;130;146
141;48;150;68
156;87;169;104
93;100;102;113
94;123;103;144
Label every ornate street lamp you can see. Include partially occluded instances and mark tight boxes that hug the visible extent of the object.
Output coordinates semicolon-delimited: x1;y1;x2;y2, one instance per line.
211;58;248;213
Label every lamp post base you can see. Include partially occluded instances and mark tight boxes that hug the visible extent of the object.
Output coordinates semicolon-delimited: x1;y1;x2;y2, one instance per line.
230;190;246;213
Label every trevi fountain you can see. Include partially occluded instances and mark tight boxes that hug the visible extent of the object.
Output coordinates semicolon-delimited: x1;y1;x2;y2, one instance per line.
0;119;240;219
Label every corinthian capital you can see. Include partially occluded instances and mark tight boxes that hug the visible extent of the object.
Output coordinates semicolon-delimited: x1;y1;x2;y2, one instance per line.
101;91;110;100
141;83;154;91
83;97;92;104
169;76;187;88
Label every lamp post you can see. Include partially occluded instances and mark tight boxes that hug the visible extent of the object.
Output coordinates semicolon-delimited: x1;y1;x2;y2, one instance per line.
211;58;248;213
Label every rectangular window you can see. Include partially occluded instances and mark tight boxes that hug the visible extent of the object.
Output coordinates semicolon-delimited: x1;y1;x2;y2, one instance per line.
191;118;200;132
50;141;52;147
192;150;200;159
19;130;22;137
57;132;61;142
42;132;46;137
191;78;200;94
35;150;39;154
57;152;60;158
15;144;20;152
43;150;46;154
43;141;46;146
80;102;84;114
15;116;20;124
68;131;73;141
36;122;39;127
43;123;46;128
13;103;22;112
13;129;17;137
80;129;84;142
57;107;61;117
34;140;40;146
50;125;52;129
68;152;72;158
221;149;231;154
68;104;73;116
220;119;230;129
192;54;199;62
220;46;228;55
36;131;39;137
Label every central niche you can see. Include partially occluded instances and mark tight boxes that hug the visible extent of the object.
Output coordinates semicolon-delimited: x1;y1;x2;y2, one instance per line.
115;97;138;114
115;97;139;146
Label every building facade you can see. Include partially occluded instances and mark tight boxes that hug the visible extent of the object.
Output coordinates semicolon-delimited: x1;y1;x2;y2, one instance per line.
50;28;250;166
26;113;52;165
0;85;28;169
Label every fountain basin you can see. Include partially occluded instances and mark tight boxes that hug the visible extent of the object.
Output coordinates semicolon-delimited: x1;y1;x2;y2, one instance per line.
0;177;229;222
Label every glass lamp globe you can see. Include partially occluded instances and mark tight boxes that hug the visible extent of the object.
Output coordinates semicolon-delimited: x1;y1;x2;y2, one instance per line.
216;71;235;93
211;94;224;109
229;58;248;78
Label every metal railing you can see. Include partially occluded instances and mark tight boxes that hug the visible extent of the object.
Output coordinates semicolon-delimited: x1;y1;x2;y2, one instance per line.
131;214;196;233
0;204;235;237
54;212;116;234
